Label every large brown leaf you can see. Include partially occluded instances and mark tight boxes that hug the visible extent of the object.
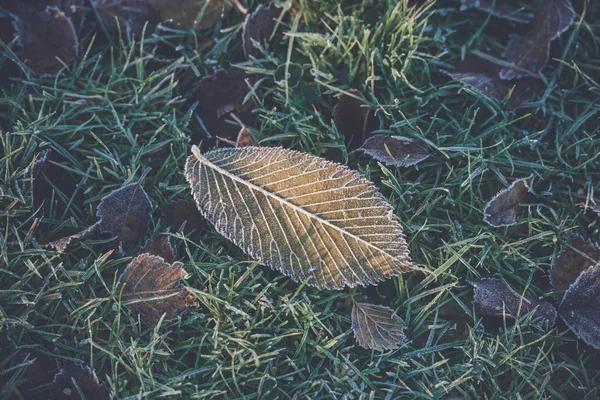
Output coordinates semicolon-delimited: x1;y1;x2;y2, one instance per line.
185;146;417;290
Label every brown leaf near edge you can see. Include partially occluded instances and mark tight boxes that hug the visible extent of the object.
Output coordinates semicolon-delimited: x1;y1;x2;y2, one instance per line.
550;234;600;300
333;90;379;151
483;174;534;227
141;234;174;263
499;0;575;80
351;302;406;350
236;126;259;147
243;3;280;59
357;135;430;167
117;254;195;325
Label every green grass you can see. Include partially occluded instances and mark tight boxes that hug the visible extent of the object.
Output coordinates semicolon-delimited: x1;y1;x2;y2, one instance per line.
1;0;600;398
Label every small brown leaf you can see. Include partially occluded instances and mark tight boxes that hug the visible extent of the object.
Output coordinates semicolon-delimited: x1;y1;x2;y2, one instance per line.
357;135;430;167
499;0;575;80
461;0;533;23
470;279;557;326
94;0;160;37
141;234;174;263
13;6;78;76
44;222;99;252
53;364;109;400
236;126;259;147
160;199;204;234
242;3;280;59
559;263;600;349
351;302;405;350
117;254;195;325
550;234;600;300
96;182;152;247
156;0;228;30
483;174;534;227
333;89;378;150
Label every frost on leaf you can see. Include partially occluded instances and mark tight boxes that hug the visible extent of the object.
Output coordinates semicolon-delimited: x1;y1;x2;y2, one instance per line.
117;254;195;325
53;363;109;400
141;234;174;263
242;3;280;59
470;279;557;327
559;263;600;349
96;182;152;247
460;0;533;23
483;174;534;227
499;0;575;80
13;6;78;76
185;146;418;290
44;222;99;253
333;89;378;151
550;234;600;300
156;0;228;30
357;135;430;167
351;302;405;350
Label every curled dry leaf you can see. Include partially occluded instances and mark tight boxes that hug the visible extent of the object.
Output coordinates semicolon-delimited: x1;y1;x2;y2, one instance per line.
12;6;78;76
185;146;417;290
357;135;430;167
243;3;280;59
117;254;195;325
333;89;378;151
160;199;204;234
44;222;99;252
550;234;600;300
351;302;405;350
96;182;152;247
559;263;600;349
53;364;109;400
156;0;228;30
236;126;259;147
141;234;174;263
499;0;575;80
460;0;532;23
470;279;557;327
483;174;534;227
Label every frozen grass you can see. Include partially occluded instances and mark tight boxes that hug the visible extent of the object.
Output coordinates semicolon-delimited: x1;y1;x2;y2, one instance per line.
1;0;599;398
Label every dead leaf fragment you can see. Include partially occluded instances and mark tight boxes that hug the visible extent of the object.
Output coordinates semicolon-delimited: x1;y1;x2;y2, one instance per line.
461;0;533;23
351;302;405;350
94;0;160;37
44;222;99;252
333;89;378;151
551;234;600;300
483;174;534;227
13;6;78;76
242;3;280;59
117;254;195;325
470;279;557;326
53;364;109;400
156;0;228;30
160;199;204;234
357;135;430;167
559;263;600;349
499;0;575;80
96;182;152;247
236;126;259;147
141;234;174;262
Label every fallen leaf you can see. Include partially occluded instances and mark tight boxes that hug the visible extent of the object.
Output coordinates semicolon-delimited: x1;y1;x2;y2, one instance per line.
117;254;195;325
160;199;204;234
559;263;600;349
242;3;280;59
357;135;430;167
53;363;109;400
94;0;160;37
333;89;378;151
551;234;600;300
460;0;533;23
351;302;406;350
236;126;259;147
96;182;152;247
483;174;534;227
156;0;228;30
12;6;78;76
499;0;575;80
185;146;418;290
470;279;557;326
141;234;174;263
44;222;99;252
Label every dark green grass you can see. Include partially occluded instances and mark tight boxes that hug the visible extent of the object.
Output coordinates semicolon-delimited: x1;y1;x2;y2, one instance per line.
1;0;600;398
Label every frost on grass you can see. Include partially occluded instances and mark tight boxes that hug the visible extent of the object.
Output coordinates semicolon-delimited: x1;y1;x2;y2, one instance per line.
357;135;430;167
483;174;534;227
94;0;160;37
559;263;600;349
156;0;228;30
141;234;174;263
96;182;152;247
351;302;406;350
243;3;280;59
333;89;378;151
550;234;600;300
53;363;109;400
460;0;533;23
117;254;195;325
470;279;557;327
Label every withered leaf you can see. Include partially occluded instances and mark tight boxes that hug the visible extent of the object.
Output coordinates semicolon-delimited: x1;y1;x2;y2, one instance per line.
53;363;109;400
483;174;534;227
550;234;600;300
499;0;575;80
12;6;78;76
94;0;160;37
460;0;533;23
559;263;600;349
351;302;406;350
357;135;430;167
236;126;259;147
96;182;152;247
470;279;557;326
242;3;280;59
117;254;195;325
156;0;228;30
333;89;378;151
44;222;99;253
141;234;174;263
160;199;203;234
185;146;418;290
